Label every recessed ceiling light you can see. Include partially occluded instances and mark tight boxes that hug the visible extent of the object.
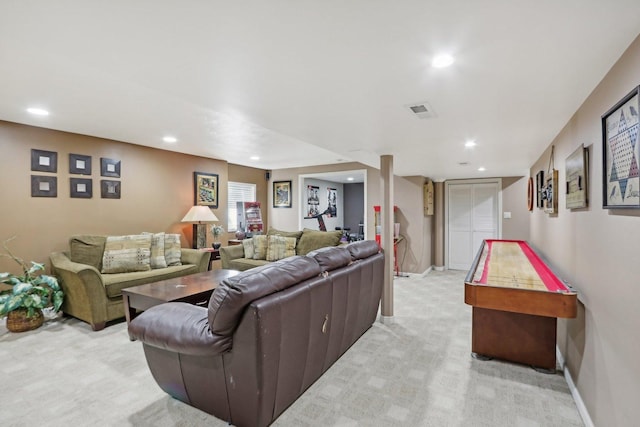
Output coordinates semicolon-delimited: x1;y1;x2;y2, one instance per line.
478;167;486;172
465;140;476;148
432;54;454;68
27;107;49;116
347;177;354;181
162;136;177;143
250;156;260;161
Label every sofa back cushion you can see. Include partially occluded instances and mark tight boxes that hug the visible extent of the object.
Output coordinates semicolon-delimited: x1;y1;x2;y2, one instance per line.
266;235;297;261
69;235;107;270
143;232;167;269
242;238;255;259
267;227;303;241
347;240;380;260
295;229;342;256
164;233;182;266
208;256;322;336
307;246;352;271
101;234;152;274
252;235;268;260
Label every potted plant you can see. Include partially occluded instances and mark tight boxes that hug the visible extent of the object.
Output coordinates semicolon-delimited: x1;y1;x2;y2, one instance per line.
0;239;64;332
211;224;224;249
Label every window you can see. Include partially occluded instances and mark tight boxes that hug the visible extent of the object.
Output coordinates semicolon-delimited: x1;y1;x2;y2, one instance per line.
228;181;256;231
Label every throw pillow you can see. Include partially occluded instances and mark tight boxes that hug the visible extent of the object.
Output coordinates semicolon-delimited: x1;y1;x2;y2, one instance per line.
142;232;167;269
164;233;182;266
266;235;297;261
296;229;342;256
252;235;268;260
243;238;255;259
101;234;152;274
267;227;303;241
69;235;107;270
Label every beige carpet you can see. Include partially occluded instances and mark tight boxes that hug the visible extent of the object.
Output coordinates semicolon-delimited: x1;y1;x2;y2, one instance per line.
0;270;583;426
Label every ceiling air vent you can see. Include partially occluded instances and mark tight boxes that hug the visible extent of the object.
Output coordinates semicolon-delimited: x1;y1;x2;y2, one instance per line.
406;101;436;119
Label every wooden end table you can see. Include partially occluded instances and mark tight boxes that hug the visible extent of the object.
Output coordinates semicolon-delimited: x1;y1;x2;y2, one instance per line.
122;269;239;327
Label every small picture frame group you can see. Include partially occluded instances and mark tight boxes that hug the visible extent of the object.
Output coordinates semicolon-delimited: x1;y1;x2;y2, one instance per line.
69;153;92;175
70;178;93;199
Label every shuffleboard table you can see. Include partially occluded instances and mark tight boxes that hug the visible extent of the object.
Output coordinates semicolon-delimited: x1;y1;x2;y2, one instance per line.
464;239;577;371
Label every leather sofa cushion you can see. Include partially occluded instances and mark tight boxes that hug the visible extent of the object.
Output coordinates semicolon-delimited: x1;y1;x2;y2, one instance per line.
208;256;322;336
307;246;352;271
296;229;342;256
348;240;380;260
69;235;106;270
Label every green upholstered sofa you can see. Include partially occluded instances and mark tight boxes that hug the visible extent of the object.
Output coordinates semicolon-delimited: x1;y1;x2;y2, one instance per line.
220;228;343;271
50;234;210;331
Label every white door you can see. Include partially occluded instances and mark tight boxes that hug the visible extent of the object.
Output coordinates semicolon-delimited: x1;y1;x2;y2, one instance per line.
446;179;501;270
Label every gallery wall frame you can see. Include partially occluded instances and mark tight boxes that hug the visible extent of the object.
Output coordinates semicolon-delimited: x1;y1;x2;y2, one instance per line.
542;170;558;214
527;177;534;211
70;178;93;198
31;175;57;197
101;157;121;178
194;171;218;208
535;171;545;208
602;86;640;209
101;180;121;199
31;149;57;173
565;144;588;209
69;153;92;175
273;180;292;208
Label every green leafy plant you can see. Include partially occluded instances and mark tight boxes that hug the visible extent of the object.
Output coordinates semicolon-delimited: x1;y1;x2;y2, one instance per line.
211;224;225;238
0;238;64;318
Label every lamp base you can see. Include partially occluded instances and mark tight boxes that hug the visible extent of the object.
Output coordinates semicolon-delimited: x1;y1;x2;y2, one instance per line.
193;223;208;249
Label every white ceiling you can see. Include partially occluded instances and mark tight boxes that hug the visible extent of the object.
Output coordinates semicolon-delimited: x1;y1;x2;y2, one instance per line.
2;1;640;180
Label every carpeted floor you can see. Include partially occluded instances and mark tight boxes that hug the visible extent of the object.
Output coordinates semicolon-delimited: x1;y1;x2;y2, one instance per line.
0;270;583;426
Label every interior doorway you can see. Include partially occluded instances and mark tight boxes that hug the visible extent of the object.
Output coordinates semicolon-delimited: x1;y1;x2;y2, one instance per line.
445;178;502;270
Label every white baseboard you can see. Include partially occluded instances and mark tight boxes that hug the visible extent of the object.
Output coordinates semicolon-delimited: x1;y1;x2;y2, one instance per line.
379;315;394;325
556;346;594;427
434;265;445;271
421;266;433;276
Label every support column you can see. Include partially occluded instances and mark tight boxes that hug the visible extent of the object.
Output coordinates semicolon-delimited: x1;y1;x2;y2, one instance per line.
380;155;394;324
434;180;445;271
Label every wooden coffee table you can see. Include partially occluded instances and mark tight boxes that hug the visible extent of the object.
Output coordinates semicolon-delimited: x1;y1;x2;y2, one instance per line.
122;269;239;326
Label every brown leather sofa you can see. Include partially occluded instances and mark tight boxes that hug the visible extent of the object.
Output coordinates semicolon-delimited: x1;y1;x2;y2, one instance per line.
128;240;383;426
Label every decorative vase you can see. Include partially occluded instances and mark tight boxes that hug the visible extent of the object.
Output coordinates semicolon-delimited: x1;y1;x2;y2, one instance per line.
235;230;246;240
212;242;222;250
6;308;44;332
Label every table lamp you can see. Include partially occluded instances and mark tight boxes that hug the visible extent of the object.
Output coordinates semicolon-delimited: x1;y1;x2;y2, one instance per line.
181;206;219;249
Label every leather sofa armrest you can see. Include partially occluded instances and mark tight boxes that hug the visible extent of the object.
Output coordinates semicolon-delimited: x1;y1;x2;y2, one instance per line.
128;302;232;356
220;244;245;269
180;248;210;272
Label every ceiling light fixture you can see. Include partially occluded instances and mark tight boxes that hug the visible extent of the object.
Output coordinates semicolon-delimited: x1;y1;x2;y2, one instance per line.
431;54;454;68
478;167;486;172
250;156;260;161
465;140;476;148
27;107;49;116
347;177;354;181
162;136;177;143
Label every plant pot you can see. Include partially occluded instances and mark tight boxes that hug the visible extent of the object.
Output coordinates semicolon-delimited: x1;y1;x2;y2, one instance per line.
6;308;44;332
212;242;222;250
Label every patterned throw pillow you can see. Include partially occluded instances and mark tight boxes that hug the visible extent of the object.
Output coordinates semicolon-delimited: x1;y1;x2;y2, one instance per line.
266;235;297;261
243;238;255;259
142;232;167;269
101;234;152;274
164;234;182;266
252;235;268;260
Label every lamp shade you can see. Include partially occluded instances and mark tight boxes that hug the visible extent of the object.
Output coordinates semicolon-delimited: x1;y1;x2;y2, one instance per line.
181;206;219;223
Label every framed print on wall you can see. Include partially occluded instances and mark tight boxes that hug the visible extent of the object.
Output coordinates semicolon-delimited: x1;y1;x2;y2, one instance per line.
602;86;640;208
535;171;545;208
70;178;93;198
31;149;57;173
31;175;57;197
101;157;121;178
194;171;218;208
273;180;292;208
101;180;121;199
565;144;588;209
69;153;92;175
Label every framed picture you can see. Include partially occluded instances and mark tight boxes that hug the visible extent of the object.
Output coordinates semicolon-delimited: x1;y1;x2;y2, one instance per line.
527;177;534;211
31;149;57;173
70;178;93;198
194;171;218;208
535;171;545;208
327;187;337;217
101;157;121;178
31;175;57;197
273;180;292;208
566;144;588;209
306;185;320;217
101;180;121;199
69;154;92;175
602;86;640;208
542;170;558;214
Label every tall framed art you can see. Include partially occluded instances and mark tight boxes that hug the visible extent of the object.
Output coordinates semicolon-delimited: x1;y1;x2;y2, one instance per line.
194;171;218;208
602;86;640;209
273;180;292;208
565;144;588;209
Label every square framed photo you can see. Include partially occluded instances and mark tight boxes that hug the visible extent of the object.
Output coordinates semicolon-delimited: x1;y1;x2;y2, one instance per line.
31;175;57;197
101;180;121;199
69;154;92;175
70;178;93;198
31;149;57;173
194;171;218;208
101;157;121;178
602;86;640;208
273;180;292;208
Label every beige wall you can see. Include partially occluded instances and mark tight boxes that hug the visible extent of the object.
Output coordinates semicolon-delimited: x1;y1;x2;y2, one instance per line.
529;35;640;426
501;176;530;240
0;121;239;274
228;163;269;234
270;162;434;273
